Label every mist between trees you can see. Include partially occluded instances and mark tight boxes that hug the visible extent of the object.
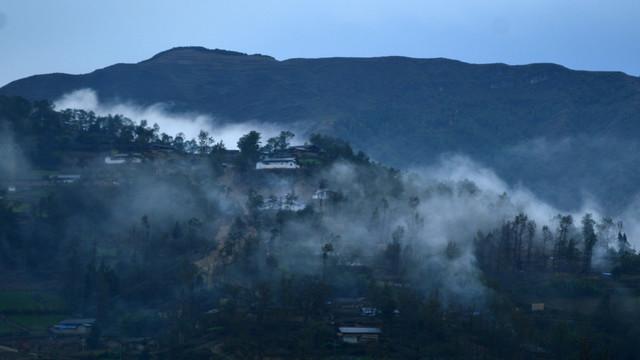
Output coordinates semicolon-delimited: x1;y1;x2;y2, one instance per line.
1;95;639;358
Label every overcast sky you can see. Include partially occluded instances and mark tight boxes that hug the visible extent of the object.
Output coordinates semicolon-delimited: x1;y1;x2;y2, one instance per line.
1;0;639;87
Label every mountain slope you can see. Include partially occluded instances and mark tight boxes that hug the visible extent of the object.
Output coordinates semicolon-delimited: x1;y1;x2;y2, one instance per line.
3;47;640;154
2;46;640;211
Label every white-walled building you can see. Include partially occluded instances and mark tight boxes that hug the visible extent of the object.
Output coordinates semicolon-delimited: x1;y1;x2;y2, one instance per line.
256;157;300;170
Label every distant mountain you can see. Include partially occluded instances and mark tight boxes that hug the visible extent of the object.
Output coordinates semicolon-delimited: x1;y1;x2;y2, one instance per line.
3;46;640;212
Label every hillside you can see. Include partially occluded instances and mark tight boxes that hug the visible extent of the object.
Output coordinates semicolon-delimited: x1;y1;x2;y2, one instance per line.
1;98;640;358
2;46;640;211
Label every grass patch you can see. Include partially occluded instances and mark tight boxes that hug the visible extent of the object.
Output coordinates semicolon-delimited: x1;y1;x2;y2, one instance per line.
8;314;66;331
0;291;67;312
620;274;640;281
9;202;31;213
548;277;601;298
0;319;13;335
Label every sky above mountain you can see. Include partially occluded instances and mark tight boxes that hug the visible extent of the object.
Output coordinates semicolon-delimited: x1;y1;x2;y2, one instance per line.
1;0;639;87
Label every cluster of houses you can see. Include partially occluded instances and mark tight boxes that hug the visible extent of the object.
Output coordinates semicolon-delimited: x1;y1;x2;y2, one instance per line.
331;298;383;343
258;188;340;213
103;143;185;165
101;143;325;171
260;196;307;212
256;144;324;170
2;174;82;194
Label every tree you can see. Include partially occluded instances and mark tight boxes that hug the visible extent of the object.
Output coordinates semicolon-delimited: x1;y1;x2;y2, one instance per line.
407;195;424;251
321;242;334;283
498;220;513;270
64;236;83;310
265;253;278;279
186;217;202;253
541;225;553;268
379;283;397;337
264;130;294;153
597;217;623;251
317;179;328;213
236;130;261;170
422;292;447;356
445;240;460;260
386;225;404;276
253;281;272;360
525;219;536;270
176;259;200;344
209;139;227;172
513;213;528;269
555;214;574;262
309;133;355;161
173;132;186;152
197;130;214;154
582;213;598;271
246;188;264;225
284;190;298;209
618;231;630;255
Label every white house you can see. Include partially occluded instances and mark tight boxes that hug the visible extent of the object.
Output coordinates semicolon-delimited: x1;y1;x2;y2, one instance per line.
256;157;300;170
105;153;143;165
337;327;381;343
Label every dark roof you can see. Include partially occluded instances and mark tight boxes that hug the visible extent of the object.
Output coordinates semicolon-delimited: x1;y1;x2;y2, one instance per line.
338;327;381;334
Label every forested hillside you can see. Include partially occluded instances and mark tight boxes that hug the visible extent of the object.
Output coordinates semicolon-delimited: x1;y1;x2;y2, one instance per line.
1;96;640;358
2;47;640;212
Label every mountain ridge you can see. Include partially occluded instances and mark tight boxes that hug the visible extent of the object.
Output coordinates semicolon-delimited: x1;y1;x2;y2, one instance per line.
2;47;640;211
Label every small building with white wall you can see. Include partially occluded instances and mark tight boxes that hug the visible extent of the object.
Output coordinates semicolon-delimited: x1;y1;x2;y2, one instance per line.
256;157;300;170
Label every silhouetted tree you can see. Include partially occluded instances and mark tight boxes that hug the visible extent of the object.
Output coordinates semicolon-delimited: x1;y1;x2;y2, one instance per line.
263;130;294;153
542;225;553;268
582;213;597;271
525;219;536;270
197;130;214;154
236;130;261;170
321;242;334;283
387;225;404;276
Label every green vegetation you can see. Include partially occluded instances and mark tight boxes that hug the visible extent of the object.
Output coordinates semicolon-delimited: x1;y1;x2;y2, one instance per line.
9;314;66;331
0;291;66;313
0;96;639;358
0;320;13;334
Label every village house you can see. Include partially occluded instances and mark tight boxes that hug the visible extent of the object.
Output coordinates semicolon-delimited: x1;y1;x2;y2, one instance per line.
337;327;381;343
256;144;324;170
256;157;300;170
48;174;81;184
49;318;96;335
329;298;381;326
104;153;143;165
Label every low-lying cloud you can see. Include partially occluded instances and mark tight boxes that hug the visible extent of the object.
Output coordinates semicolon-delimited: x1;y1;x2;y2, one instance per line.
47;90;640;303
414;153;640;249
0;123;30;181
54;88;289;149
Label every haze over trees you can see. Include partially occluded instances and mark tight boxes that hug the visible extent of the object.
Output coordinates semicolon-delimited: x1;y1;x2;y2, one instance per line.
1;95;639;358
